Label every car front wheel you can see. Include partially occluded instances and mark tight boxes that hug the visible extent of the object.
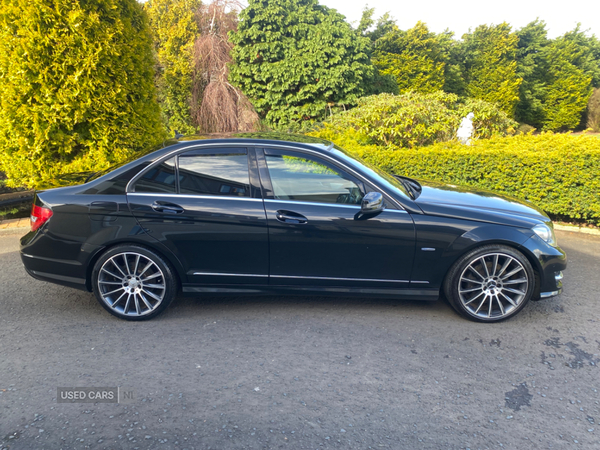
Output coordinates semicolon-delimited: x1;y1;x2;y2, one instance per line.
444;245;535;322
91;245;177;321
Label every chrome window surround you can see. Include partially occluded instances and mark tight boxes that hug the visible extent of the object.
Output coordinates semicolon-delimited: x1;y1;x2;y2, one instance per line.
125;143;407;211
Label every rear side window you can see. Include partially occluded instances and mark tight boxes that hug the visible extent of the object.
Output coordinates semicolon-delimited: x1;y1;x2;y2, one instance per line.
132;157;177;193
178;152;250;197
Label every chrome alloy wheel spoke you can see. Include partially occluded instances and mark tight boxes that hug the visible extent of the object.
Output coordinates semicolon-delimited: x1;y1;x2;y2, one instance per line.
97;252;166;316
458;253;528;319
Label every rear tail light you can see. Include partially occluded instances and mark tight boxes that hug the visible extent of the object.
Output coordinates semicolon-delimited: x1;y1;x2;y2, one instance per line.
30;204;53;232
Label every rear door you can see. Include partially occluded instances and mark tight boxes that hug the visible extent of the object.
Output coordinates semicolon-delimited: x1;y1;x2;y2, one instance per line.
127;147;269;285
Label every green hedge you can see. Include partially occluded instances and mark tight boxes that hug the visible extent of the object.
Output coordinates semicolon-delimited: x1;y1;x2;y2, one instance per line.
311;128;600;225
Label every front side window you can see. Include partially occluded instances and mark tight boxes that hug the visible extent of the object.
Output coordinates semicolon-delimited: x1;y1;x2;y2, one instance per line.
265;152;364;205
178;152;250;197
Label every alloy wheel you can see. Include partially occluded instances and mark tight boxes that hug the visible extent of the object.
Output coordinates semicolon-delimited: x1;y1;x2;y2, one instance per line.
458;252;529;319
97;252;166;317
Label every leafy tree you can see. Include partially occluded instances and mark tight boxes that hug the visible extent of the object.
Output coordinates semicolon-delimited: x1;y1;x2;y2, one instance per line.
515;20;550;127
360;9;396;43
560;25;600;88
439;31;467;97
355;6;398;95
145;0;201;135
229;0;373;129
461;23;522;116
541;36;592;130
372;22;448;94
0;0;165;188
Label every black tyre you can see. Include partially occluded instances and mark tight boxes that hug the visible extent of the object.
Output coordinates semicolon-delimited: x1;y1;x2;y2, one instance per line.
443;245;535;322
91;245;178;321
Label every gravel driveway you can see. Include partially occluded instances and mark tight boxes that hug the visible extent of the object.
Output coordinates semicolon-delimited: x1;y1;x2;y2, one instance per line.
0;230;598;449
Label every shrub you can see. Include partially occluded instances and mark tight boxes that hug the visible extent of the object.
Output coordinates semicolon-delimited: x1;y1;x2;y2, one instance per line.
322;92;516;148
0;0;165;188
516;124;536;135
309;129;600;225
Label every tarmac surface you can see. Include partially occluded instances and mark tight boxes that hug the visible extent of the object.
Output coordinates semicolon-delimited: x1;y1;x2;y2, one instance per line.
0;230;598;450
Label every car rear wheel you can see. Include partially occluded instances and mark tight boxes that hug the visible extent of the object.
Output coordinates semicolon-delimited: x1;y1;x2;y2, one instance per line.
92;245;177;321
444;245;535;322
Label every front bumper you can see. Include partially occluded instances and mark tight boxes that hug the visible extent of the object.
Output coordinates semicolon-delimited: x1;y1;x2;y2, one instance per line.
520;235;567;300
538;271;563;299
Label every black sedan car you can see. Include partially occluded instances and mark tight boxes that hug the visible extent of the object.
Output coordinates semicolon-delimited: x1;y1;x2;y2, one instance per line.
21;133;566;322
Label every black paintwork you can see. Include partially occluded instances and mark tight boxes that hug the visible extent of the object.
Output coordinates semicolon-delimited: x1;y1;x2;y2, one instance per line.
20;133;567;302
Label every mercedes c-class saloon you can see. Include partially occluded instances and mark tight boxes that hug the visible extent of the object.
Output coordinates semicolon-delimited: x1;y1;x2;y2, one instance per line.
21;133;566;322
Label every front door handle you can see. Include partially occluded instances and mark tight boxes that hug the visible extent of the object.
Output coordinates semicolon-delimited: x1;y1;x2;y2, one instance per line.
151;201;184;214
276;210;308;224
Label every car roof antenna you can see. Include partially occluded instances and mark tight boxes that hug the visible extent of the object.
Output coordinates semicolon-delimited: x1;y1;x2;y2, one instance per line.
174;130;184;139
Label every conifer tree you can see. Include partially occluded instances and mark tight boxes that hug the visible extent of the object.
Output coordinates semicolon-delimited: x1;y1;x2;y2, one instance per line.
0;0;165;187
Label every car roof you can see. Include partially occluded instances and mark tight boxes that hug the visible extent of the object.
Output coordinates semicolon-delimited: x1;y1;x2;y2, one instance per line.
162;132;334;153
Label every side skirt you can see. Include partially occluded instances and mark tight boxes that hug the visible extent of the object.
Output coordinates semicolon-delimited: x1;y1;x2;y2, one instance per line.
181;284;439;301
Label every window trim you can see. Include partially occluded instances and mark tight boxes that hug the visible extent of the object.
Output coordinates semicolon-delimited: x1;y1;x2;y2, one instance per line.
125;142;406;211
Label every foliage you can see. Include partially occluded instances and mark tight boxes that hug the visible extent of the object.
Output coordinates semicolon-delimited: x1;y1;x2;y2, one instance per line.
541;36;593;131
229;0;373;130
587;88;600;131
321;92;516;148
439;31;467;97
145;0;201;135
362;10;396;43
560;26;600;88
356;7;398;96
0;0;165;188
516;124;536;135
461;23;522;116
193;0;260;133
309;130;600;225
515;20;550;128
372;22;448;94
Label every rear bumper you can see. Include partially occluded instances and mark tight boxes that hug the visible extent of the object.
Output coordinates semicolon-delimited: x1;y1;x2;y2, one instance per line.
21;253;88;291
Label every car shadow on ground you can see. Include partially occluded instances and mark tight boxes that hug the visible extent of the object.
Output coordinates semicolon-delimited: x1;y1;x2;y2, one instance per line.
160;292;455;321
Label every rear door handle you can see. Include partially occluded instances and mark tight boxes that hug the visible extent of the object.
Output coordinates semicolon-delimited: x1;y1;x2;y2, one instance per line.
276;210;308;224
151;201;184;214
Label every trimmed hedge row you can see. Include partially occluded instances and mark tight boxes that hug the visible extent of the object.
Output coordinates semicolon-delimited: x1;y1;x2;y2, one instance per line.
311;128;600;225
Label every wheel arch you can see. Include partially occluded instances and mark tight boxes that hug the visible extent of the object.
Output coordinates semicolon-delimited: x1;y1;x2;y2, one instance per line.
84;239;185;292
440;233;541;297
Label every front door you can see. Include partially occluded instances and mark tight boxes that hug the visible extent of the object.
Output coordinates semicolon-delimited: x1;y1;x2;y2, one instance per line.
257;148;416;288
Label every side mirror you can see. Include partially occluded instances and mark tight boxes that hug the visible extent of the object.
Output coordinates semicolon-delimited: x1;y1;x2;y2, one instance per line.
361;192;385;214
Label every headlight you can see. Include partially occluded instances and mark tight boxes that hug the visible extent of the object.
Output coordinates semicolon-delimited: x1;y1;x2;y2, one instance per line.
532;223;557;246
